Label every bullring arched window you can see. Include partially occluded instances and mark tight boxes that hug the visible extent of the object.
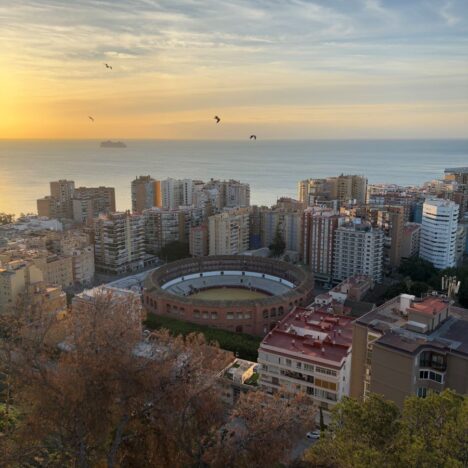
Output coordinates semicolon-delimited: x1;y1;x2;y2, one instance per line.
263;310;268;319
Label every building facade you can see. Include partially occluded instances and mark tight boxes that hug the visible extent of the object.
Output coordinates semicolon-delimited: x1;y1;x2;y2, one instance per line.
94;212;145;275
333;222;384;283
208;208;250;256
419;198;459;269
350;293;468;408
258;306;353;413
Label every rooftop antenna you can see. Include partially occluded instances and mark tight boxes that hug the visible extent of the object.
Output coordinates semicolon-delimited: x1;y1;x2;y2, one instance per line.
442;275;460;300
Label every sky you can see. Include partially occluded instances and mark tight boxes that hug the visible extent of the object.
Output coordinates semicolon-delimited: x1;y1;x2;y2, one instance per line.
0;0;467;139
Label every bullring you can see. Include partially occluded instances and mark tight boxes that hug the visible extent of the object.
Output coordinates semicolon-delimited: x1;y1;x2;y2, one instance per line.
143;255;315;336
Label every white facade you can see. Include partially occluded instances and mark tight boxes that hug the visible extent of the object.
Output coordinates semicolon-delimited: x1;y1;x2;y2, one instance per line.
420;198;459;269
333;222;384;283
160;178;194;210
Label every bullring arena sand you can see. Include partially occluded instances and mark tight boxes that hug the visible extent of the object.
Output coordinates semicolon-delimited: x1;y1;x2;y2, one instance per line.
189;287;269;301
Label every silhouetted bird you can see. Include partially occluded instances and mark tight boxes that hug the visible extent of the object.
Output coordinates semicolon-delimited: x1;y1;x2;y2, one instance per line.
88;116;95;122
104;63;112;70
250;135;257;140
214;115;221;124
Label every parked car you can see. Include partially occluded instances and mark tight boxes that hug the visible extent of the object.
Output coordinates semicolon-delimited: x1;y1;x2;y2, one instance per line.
306;430;320;440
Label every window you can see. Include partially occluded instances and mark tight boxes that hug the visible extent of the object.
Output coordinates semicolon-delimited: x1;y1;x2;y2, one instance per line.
286;359;292;367
237;312;243;319
316;366;337;377
194;309;200;318
304;363;314;372
244;311;251;319
419;370;443;383
227;312;234;320
417;387;427;398
211;312;218;320
296;362;302;369
263;310;269;319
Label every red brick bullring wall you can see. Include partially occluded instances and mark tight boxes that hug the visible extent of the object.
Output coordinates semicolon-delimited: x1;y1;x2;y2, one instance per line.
143;256;315;336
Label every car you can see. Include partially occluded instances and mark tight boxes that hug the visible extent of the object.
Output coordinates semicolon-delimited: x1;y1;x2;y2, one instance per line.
306;430;320;440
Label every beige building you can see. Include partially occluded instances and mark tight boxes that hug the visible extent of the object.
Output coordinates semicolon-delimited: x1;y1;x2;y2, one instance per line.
219;358;259;405
299;175;367;207
72;186;116;224
189;224;209;257
388;205;405;268
0;260;43;311
94;212;146;275
208;208;250;255
400;223;421;259
37;196;57;218
131;175;159;213
350;293;468;408
32;254;74;288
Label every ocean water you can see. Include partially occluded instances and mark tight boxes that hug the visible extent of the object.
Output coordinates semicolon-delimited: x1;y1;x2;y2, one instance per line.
0;139;467;216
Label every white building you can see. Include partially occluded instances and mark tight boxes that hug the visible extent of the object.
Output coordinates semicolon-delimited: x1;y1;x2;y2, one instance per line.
333;221;384;283
160;178;194;210
419;198;459;269
258;306;354;414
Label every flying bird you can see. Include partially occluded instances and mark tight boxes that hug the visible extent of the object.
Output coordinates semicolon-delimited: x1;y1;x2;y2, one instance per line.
88;116;95;122
104;63;112;70
250;135;257;140
214;115;221;124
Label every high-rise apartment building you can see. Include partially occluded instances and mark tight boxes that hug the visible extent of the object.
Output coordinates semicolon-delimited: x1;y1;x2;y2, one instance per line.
131;175;158;213
189;224;209;257
94;212;145;275
37;180;75;219
350;293;468;408
208;208;250;255
261;209;302;254
302;207;345;282
142;206;203;254
333;221;384;283
50;180;75;218
419;198;459;269
72;186;116;224
388;205;405;268
159;178;194;210
400;223;421;259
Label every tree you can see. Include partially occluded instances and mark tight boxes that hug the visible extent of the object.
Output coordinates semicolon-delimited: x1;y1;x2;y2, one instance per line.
270;227;286;257
409;281;430;297
399;256;437;282
205;391;316;468
2;292;231;467
303;391;467;468
383;281;408;300
396;390;468;467
158;240;190;262
0;213;14;225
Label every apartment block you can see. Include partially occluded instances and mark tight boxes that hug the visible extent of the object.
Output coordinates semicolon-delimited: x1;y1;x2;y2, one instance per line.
350;293;468;408
333;221;384;283
302;207;344;282
258;306;353;413
0;260;43;311
298;175;367;207
72;186;116;224
32;254;74;288
261;209;302;254
143;206;203;254
420;198;459;269
131;175;158;213
189;224;209;257
400;223;421;259
94;212;145;275
208;208;250;255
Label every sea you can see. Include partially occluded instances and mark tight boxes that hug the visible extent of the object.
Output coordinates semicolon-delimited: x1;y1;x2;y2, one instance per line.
0;139;467;216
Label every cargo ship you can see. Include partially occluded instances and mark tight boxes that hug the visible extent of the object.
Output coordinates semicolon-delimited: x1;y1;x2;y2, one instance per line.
100;140;127;148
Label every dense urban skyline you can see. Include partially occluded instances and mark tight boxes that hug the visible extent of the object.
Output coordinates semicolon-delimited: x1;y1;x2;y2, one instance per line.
1;0;467;139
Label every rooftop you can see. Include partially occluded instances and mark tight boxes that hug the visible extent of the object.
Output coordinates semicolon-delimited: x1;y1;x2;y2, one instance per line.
356;294;468;356
260;307;353;367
